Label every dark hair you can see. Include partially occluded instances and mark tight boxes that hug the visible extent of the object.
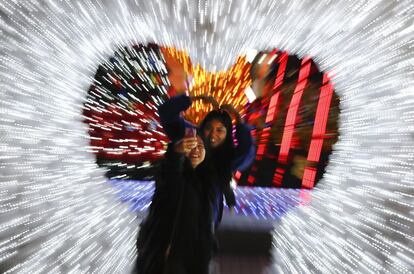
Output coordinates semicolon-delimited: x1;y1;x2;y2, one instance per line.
199;110;234;149
199;110;235;188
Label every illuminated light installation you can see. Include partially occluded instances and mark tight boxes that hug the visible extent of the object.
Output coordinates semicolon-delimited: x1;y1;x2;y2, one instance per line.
166;50;252;125
241;52;339;189
273;57;313;187
255;52;288;161
0;1;413;273
110;179;312;221
84;45;251;178
302;74;335;188
277;57;312;165
83;44;170;179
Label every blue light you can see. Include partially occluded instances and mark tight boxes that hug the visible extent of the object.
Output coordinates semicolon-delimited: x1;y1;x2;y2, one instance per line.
109;179;313;221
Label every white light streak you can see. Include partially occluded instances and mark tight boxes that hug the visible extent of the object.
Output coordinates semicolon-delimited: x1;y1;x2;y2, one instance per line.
244;86;257;103
0;0;413;273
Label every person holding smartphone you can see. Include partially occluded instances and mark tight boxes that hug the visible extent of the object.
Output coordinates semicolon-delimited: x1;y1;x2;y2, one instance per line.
158;94;255;228
135;130;216;274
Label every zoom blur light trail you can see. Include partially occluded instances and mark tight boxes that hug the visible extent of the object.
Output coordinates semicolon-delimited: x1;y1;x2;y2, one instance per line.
0;1;413;273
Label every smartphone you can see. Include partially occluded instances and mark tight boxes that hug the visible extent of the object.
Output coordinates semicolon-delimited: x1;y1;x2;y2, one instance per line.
185;127;196;138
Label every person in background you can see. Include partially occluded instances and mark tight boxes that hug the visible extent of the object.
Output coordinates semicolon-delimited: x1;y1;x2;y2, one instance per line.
158;94;255;227
135;131;216;274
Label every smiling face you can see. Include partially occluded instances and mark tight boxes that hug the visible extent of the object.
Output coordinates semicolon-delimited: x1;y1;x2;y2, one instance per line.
185;135;206;168
203;119;228;148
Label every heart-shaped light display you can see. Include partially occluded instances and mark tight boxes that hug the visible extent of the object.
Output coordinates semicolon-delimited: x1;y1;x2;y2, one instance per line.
84;44;339;189
0;1;413;273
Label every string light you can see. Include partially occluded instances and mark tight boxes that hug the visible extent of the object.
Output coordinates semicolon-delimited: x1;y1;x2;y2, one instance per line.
0;0;413;273
110;179;313;220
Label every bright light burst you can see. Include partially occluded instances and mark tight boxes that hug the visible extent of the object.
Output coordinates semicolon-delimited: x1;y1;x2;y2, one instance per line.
162;47;251;124
0;0;413;273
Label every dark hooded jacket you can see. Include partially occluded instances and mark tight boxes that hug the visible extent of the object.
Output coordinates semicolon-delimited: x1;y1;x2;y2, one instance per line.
135;143;216;274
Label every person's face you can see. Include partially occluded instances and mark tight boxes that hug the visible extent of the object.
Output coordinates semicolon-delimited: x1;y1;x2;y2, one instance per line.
185;135;206;168
203;119;227;148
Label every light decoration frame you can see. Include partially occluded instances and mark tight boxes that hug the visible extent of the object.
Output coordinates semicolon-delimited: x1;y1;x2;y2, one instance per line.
0;0;413;273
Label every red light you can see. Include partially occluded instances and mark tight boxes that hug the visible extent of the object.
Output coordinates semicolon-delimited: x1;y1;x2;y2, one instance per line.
302;167;317;189
247;175;256;184
278;60;311;165
301;73;334;188
234;171;242;180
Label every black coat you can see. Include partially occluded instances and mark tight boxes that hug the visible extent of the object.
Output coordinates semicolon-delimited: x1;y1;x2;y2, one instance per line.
135;145;216;274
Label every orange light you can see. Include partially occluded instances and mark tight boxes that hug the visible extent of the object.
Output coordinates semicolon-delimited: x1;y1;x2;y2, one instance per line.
162;48;252;124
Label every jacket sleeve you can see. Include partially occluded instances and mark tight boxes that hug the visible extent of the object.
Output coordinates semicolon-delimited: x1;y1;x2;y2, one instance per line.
158;94;193;142
223;183;236;208
231;123;256;172
159;143;186;182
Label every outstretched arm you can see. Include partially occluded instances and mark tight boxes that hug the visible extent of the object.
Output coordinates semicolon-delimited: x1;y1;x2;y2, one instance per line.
219;104;255;172
220;104;244;124
158;94;193;142
192;95;220;109
158;94;222;142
